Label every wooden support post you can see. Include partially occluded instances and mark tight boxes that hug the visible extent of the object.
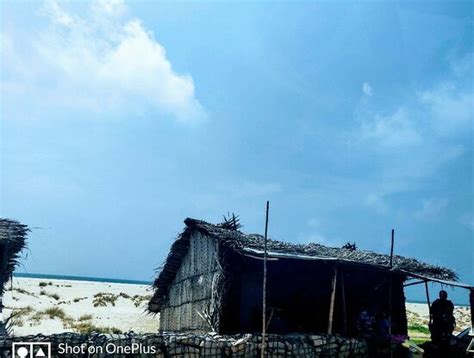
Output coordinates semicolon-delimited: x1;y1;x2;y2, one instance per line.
341;273;347;335
390;229;394;268
425;281;431;325
388;275;393;358
261;201;269;358
470;288;474;333
328;264;338;334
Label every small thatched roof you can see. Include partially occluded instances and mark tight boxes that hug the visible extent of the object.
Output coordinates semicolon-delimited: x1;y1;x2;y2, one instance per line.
150;218;458;312
0;219;28;289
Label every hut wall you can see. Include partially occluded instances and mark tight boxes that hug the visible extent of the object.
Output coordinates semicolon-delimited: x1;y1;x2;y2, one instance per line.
160;232;222;332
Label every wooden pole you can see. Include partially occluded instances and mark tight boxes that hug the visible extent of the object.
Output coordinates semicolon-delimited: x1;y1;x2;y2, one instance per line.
328;264;338;334
404;280;426;287
261;201;269;358
389;229;394;358
341;273;347;335
425;281;432;325
470;288;474;333
389;229;394;268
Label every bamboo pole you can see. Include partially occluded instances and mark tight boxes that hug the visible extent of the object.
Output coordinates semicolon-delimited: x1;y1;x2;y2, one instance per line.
261;201;269;358
425;281;431;326
404;280;426;287
389;229;394;268
328;264;338;334
470;289;473;333
389;229;395;358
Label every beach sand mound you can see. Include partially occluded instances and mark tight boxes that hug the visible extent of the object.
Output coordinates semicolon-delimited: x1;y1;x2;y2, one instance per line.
2;277;158;336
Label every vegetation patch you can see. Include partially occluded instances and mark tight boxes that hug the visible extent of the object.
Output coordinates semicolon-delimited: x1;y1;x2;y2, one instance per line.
78;314;93;321
93;293;118;307
39;291;61;300
8;306;34;329
132;294;152;307
43;307;67;320
408;323;430;335
70;322;122;334
14;306;34;318
12;288;35;296
73;297;87;303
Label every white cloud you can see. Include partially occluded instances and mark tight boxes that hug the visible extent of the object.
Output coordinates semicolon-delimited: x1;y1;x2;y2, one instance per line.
459;212;474;231
414;198;449;221
352;62;471;214
419;84;473;136
362;82;373;97
359;108;422;149
2;0;204;121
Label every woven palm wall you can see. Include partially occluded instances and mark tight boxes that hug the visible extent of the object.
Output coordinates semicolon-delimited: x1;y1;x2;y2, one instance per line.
160;232;223;332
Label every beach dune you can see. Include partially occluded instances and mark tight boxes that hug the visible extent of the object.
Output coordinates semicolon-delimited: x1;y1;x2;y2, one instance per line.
3;277;158;336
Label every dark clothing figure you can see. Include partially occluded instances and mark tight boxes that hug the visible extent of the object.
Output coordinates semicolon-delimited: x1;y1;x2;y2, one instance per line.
357;310;375;338
376;315;390;340
429;292;455;349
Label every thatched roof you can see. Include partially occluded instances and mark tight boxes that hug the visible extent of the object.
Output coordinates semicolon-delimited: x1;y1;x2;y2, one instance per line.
150;218;457;312
0;219;28;289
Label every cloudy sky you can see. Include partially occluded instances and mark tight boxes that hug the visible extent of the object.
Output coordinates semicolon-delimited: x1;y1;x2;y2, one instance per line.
1;1;472;302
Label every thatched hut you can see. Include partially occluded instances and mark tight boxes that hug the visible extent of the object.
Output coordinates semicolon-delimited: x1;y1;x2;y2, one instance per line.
0;219;28;333
149;218;458;337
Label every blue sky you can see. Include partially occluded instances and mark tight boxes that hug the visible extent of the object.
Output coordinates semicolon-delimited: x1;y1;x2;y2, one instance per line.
1;1;472;303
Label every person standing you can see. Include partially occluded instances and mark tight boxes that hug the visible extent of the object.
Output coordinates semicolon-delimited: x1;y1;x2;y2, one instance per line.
429;290;455;351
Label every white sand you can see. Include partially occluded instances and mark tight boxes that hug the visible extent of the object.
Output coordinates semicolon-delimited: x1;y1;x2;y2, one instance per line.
2;277;158;336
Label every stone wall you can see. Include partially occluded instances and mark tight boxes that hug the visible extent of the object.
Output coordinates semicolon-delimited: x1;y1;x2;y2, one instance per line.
0;332;368;357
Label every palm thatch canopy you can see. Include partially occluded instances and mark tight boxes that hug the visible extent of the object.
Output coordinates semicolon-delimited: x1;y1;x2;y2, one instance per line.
0;219;28;290
151;218;458;311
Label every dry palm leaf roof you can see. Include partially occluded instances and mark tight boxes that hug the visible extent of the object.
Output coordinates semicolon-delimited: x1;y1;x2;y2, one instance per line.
0;219;28;290
150;218;457;311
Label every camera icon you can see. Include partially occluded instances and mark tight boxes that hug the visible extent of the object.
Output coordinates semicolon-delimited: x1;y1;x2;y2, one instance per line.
12;343;51;358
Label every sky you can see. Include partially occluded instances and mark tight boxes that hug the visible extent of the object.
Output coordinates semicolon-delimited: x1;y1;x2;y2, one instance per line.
0;1;472;303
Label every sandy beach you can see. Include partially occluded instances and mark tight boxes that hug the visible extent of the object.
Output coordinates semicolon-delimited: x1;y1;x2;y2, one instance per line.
2;277;471;340
3;277;158;336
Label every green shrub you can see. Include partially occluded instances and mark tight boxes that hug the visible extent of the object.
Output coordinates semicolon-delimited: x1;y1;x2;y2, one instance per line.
408;324;430;335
